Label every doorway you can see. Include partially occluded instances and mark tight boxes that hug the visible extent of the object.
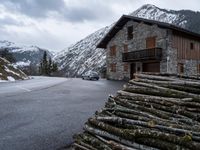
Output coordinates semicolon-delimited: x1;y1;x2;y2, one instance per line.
142;62;160;72
130;63;136;79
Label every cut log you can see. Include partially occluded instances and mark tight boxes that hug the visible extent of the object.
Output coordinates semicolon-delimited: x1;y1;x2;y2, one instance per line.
96;117;200;139
73;73;200;149
134;73;177;81
73;143;90;150
95;135;137;150
89;118;200;149
84;124;156;150
128;80;200;98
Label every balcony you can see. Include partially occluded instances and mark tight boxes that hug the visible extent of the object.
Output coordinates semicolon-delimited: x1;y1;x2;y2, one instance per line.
122;48;162;62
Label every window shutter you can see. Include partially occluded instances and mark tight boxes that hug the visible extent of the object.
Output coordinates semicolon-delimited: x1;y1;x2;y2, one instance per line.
124;44;128;52
110;45;116;56
146;37;156;48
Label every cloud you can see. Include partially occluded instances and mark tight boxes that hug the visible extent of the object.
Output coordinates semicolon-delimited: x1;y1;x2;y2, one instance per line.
62;1;115;22
0;0;199;52
0;0;66;18
0;16;24;26
0;0;116;23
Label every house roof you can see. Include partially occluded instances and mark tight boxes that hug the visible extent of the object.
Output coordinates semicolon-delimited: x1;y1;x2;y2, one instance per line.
97;15;200;48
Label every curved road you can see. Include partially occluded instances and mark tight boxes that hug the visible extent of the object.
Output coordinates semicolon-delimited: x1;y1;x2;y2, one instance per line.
0;77;125;150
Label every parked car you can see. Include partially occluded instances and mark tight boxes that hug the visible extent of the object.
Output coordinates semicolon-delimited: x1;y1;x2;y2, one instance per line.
82;71;99;80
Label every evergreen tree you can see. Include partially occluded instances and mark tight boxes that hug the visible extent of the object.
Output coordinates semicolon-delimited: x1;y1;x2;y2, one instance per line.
39;51;58;76
0;48;16;63
39;61;43;75
42;51;48;75
52;62;58;72
48;57;52;75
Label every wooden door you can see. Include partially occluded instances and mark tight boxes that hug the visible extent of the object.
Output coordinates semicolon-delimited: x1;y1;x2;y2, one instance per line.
143;62;160;72
130;63;136;79
146;37;156;48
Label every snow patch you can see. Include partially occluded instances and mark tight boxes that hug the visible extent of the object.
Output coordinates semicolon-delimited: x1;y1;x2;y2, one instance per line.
4;66;20;76
14;60;31;67
7;76;15;81
131;4;187;27
0;79;7;82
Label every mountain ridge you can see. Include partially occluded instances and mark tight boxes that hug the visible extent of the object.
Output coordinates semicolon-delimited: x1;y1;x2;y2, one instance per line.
0;40;53;75
54;4;200;77
1;4;200;77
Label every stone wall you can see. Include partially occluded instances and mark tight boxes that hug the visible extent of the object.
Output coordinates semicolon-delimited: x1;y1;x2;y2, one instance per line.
106;20;174;80
178;59;200;76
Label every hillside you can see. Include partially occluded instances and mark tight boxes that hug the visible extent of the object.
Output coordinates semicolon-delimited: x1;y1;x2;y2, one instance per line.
54;26;111;77
73;73;200;149
131;4;200;33
54;4;200;77
0;57;28;82
0;40;53;75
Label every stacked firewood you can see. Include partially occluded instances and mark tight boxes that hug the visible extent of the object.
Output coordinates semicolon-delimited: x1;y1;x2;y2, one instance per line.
73;73;200;150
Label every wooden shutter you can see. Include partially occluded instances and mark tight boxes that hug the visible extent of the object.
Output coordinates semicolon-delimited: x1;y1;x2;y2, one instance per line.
110;64;116;72
197;64;200;74
124;64;129;72
146;37;156;48
110;45;116;56
124;44;128;52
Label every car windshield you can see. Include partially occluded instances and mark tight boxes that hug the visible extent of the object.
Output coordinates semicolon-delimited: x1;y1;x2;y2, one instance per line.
91;73;98;76
83;71;98;76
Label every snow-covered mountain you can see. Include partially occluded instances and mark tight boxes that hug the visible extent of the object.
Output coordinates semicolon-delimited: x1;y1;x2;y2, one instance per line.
54;5;200;77
54;26;111;77
0;57;28;82
131;4;200;33
0;40;53;75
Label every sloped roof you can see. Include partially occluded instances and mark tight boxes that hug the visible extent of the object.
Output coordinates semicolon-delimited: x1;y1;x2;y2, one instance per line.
97;15;200;48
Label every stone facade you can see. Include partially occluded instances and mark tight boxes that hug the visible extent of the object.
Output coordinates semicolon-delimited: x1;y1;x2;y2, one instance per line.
106;20;200;80
107;20;174;80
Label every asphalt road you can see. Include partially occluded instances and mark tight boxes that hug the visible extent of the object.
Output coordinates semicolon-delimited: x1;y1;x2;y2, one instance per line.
0;77;125;150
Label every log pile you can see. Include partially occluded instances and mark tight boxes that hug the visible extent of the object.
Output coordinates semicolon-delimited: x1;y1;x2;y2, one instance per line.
73;73;200;150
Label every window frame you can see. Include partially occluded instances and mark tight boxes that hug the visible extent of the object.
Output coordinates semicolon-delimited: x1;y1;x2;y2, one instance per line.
127;26;133;40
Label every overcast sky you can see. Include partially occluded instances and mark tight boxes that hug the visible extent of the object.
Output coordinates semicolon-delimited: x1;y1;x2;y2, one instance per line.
0;0;199;52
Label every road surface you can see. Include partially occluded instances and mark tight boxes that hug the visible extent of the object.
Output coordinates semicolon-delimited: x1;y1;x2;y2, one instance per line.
0;77;125;150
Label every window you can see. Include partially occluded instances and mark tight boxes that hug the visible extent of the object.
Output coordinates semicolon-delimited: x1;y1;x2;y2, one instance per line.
110;64;116;72
137;67;141;72
197;64;200;74
124;64;129;72
127;26;133;40
178;63;184;74
190;42;194;50
124;44;128;52
110;45;116;56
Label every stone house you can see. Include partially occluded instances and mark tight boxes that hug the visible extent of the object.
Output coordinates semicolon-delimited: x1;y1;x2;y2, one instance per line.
97;15;200;80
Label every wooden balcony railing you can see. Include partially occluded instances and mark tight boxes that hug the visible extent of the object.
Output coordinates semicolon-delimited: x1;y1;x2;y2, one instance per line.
122;48;162;62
